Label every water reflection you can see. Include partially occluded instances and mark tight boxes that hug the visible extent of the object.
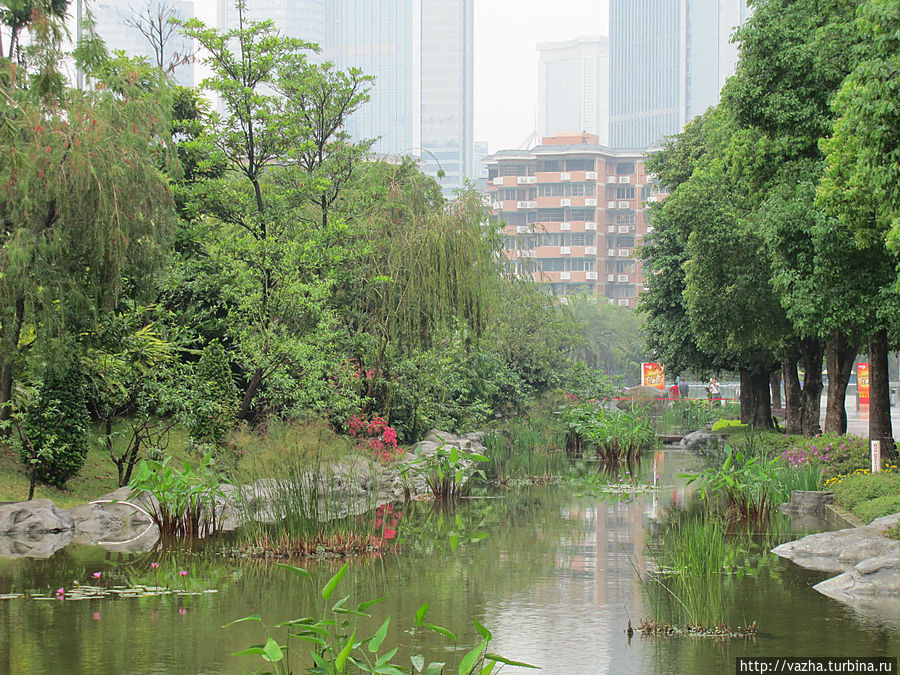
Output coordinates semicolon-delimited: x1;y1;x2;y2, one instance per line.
0;449;898;674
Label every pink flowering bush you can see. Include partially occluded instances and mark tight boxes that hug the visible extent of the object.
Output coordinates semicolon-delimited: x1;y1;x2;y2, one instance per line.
348;414;402;464
779;433;869;479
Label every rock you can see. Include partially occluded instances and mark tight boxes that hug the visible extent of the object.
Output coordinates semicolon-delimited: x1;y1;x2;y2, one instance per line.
780;490;835;514
0;499;74;535
814;555;900;601
0;529;73;559
772;524;900;573
681;429;726;453
616;386;668;414
67;487;159;551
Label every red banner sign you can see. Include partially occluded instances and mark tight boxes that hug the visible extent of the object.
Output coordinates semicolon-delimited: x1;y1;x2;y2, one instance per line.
858;362;870;405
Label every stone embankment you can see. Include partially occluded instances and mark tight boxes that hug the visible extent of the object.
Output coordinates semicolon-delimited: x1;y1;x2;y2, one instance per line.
0;430;484;558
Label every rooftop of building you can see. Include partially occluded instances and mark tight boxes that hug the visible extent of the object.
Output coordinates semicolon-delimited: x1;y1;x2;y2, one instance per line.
483;133;660;164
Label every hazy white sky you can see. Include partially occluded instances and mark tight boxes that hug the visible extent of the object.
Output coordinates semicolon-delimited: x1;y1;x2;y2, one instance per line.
474;1;609;152
193;1;610;152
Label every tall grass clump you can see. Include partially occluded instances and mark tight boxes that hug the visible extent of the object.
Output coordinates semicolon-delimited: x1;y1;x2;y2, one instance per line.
483;416;567;482
228;421;381;556
656;399;740;435
561;402;656;462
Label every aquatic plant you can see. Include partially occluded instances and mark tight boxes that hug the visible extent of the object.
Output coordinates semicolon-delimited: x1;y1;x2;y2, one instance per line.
482;419;568;483
226;561;538;674
129;453;228;539
560;402;656;462
400;440;488;501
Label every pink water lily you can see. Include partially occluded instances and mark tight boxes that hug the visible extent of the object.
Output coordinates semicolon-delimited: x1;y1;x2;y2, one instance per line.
179;570;187;577
92;572;102;579
150;562;159;569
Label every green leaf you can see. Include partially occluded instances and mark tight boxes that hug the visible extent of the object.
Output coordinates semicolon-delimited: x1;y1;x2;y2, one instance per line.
322;561;350;601
411;654;425;672
262;637;284;663
422;622;457;641
472;618;491;641
484;653;540;668
368;617;390;652
357;597;387;612
223;614;262;628
335;630;356;673
375;647;399;666
425;663;446;675
276;563;312;580
230;646;267;657
459;640;487;675
414;603;429;626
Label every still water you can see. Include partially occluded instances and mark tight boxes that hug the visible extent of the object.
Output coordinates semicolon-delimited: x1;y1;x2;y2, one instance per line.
1;449;897;674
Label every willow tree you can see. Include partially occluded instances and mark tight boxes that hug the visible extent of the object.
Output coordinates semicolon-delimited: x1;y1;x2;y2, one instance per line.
349;161;500;405
0;11;175;423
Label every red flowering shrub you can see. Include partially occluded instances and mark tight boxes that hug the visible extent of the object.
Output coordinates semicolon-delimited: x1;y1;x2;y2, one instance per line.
348;414;402;463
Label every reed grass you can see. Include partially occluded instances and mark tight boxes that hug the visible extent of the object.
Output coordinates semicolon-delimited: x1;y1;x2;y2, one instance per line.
483;416;568;482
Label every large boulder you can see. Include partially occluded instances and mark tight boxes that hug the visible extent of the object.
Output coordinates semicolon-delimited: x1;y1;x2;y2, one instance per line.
814;555;900;601
0;499;74;535
680;429;726;453
772;522;900;573
616;386;668;414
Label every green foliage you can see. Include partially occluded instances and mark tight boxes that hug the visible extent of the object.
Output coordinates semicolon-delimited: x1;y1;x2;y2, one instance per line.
782;433;870;480
710;418;748;432
560;402;656;462
226;562;538;675
401;439;488;502
190;340;238;446
482;415;567;483
830;471;900;513
854;495;900;525
19;360;90;489
129;454;228;539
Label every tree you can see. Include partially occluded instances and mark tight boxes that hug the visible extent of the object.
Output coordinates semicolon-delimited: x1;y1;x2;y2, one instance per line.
0;10;175;425
0;0;68;62
123;0;192;75
178;2;371;421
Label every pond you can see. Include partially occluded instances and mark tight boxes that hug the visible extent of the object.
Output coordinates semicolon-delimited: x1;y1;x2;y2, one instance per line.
1;449;897;674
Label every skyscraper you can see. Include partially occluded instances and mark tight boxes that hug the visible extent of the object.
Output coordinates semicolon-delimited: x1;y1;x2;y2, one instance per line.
538;37;610;145
609;0;748;148
218;0;474;197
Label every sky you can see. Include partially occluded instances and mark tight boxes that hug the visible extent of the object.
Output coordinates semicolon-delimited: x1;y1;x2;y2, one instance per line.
474;0;609;152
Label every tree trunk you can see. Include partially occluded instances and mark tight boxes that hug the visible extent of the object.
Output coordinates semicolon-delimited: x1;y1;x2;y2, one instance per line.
747;369;773;429
869;329;897;460
0;294;26;426
782;353;802;435
770;369;782;410
739;369;750;425
824;330;856;434
239;366;263;421
799;339;824;436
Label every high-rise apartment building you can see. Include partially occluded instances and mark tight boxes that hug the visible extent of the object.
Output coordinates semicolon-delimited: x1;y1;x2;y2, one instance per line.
484;134;665;306
218;0;474;197
609;0;748;148
91;0;196;87
538;37;609;145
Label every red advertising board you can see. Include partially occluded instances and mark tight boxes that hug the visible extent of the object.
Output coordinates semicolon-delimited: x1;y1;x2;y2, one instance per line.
858;362;870;405
641;363;665;390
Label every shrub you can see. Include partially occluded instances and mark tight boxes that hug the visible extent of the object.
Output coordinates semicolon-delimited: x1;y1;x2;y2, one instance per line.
711;418;747;432
781;433;869;480
20;361;91;489
189;340;238;447
855;495;900;525
829;471;900;511
560;401;656;462
347;414;401;463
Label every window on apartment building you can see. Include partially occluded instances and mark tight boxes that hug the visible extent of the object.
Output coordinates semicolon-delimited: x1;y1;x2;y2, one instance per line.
503;213;526;226
614;285;636;298
567;208;595;221
569;258;595;271
502;236;516;250
537;160;561;172
538;183;564;197
527;210;539;223
569;233;596;246
488;168;499;179
641;186;651;200
616;211;636;224
566;158;595;171
537;208;565;221
617;186;635;199
500;163;528;176
520;236;536;250
616;260;634;273
617;236;635;248
616;162;635;175
539;258;565;272
498;188;517;201
568;183;595;196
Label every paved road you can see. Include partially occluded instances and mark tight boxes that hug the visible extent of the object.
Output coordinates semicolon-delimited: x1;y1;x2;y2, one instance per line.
820;400;900;437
